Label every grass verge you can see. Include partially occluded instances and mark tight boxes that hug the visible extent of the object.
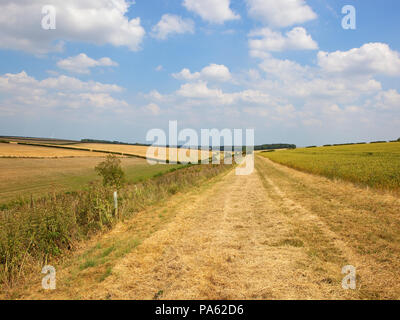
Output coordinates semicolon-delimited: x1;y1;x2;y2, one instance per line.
0;163;233;289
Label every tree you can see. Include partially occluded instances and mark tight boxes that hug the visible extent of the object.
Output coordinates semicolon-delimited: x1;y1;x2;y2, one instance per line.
95;155;125;189
398;138;400;142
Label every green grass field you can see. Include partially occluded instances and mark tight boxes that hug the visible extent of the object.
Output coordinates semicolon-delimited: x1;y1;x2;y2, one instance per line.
260;142;400;192
0;157;185;205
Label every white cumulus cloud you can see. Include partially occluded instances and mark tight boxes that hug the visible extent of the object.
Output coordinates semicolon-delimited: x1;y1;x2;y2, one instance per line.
57;53;118;74
373;90;400;110
246;0;317;28
177;81;222;98
175;81;279;107
318;43;400;76
173;64;232;82
183;0;240;24
142;103;162;116
0;71;127;111
257;54;308;80
151;14;195;40
0;0;145;54
249;27;318;54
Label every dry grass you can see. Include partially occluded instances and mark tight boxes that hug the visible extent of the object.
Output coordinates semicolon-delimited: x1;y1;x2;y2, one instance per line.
0;143;108;158
84;158;358;300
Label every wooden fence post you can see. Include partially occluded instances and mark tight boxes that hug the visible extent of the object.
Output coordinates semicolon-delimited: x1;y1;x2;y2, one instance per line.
113;191;118;217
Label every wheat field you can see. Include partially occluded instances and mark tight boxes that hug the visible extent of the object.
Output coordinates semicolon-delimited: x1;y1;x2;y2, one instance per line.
260;142;400;192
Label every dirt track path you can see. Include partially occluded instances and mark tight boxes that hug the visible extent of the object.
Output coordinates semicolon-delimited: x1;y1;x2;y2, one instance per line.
91;156;346;299
23;156;400;299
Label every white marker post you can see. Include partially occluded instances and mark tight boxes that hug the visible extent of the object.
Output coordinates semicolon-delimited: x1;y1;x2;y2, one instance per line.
113;191;118;217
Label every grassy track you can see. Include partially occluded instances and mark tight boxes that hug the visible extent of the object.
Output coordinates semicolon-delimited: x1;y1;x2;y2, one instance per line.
260;142;400;192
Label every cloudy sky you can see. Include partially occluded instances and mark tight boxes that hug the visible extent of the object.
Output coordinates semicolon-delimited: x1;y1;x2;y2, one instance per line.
0;0;399;146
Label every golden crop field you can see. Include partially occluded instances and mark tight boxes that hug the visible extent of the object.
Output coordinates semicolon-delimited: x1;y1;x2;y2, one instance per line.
260;142;400;192
70;143;212;162
0;142;109;158
70;143;152;156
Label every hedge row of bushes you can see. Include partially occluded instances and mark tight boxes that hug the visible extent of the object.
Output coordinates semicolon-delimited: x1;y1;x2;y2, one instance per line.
304;140;400;149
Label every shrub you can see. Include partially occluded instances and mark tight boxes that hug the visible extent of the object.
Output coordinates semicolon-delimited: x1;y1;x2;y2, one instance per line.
95;155;125;189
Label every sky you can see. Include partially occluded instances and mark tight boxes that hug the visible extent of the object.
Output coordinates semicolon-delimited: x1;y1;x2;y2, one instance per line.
0;0;399;146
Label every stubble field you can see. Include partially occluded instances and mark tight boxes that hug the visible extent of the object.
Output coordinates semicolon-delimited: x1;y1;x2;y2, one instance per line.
0;143;108;158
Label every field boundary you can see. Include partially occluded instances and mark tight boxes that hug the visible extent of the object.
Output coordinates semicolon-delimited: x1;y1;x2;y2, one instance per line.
1;140;218;165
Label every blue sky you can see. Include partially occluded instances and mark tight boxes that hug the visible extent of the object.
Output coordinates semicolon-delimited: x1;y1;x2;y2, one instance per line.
0;0;399;146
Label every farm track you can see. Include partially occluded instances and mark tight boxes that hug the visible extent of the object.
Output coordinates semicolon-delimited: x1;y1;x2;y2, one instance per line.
21;156;400;299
